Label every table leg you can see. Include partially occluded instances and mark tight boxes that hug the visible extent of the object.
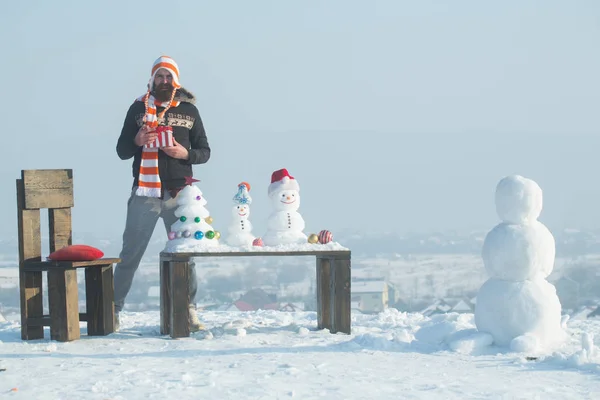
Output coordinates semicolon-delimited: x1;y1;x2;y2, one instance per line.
330;255;351;334
85;265;114;335
160;259;171;335
316;256;332;331
170;260;190;338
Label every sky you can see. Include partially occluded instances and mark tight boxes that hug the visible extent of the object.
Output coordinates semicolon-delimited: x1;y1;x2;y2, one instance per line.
1;0;599;241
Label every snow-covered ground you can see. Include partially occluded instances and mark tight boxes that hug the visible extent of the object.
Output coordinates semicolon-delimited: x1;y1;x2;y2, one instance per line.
1;309;600;399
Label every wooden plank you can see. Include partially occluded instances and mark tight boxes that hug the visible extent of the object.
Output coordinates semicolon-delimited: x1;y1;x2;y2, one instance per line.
160;260;172;335
85;265;115;336
27;316;51;326
160;250;351;260
316;256;332;331
28;314;89;326
22;169;74;210
17;178;44;340
170;261;190;338
24;258;121;271
330;255;352;334
49;208;72;253
48;269;80;341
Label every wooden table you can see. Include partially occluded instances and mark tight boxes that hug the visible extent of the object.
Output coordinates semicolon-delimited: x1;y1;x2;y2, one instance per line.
159;249;351;338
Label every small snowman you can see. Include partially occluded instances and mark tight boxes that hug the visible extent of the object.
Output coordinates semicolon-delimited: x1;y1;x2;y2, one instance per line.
262;168;308;246
225;182;256;247
475;175;565;353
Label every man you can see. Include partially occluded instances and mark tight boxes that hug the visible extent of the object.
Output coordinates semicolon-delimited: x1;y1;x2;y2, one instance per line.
115;55;209;332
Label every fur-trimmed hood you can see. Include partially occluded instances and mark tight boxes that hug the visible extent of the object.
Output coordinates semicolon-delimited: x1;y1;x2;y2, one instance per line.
174;87;196;104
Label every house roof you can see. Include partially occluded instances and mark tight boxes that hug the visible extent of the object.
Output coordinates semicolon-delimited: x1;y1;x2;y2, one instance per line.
451;299;472;312
235;288;278;310
586;306;600;318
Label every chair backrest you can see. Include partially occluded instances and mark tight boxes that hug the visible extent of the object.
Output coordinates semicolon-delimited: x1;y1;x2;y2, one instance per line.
16;169;74;265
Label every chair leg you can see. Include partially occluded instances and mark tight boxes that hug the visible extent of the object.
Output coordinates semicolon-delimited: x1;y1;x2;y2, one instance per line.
48;269;80;342
85;265;115;336
19;270;44;340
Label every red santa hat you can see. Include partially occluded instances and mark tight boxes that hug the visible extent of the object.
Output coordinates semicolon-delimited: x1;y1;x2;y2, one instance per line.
268;168;300;196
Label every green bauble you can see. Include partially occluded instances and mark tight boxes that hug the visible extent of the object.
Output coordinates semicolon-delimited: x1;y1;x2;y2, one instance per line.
205;230;215;239
194;217;201;223
179;216;187;222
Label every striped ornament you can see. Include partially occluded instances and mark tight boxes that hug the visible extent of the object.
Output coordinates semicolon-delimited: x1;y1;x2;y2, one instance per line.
318;230;333;244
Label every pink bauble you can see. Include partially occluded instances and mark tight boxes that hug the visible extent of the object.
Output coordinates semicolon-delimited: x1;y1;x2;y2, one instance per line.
168;231;177;240
252;237;264;247
318;230;333;244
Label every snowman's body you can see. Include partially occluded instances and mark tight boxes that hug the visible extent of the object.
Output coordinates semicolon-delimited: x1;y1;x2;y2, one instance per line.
475;175;564;352
263;189;307;246
225;204;255;247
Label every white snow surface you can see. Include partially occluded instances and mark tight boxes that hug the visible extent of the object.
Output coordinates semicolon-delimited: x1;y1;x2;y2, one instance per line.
482;221;556;280
2;309;600;399
163;241;348;253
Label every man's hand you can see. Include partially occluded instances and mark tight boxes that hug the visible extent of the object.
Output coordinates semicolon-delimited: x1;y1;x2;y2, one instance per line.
161;138;189;160
134;126;158;147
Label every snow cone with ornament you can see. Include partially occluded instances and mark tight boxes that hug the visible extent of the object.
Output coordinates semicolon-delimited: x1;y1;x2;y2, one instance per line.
164;177;220;252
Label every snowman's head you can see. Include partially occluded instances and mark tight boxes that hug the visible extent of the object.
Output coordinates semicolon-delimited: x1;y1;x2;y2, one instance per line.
270;189;301;211
232;204;250;219
495;175;543;224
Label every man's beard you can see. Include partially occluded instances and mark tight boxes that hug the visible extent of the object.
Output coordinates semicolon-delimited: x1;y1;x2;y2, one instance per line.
153;83;175;102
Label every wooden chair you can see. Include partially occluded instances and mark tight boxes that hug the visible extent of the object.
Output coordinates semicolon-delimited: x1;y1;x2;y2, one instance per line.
17;169;120;342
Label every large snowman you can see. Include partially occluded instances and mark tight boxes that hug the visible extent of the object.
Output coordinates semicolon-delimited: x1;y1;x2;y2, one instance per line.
475;175;565;352
262;168;308;246
225;182;256;247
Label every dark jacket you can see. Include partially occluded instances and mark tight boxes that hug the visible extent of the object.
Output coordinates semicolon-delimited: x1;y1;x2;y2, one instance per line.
116;87;211;197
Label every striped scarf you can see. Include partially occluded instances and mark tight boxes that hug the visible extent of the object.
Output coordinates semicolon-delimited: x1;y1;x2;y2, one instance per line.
135;91;180;198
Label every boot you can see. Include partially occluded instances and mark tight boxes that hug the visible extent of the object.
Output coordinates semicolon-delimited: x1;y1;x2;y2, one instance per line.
189;305;205;332
114;311;120;332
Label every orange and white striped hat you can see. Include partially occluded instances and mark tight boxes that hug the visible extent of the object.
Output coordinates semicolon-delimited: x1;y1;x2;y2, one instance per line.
148;55;181;90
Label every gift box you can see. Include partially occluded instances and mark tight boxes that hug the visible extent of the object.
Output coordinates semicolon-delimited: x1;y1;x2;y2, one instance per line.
145;126;174;148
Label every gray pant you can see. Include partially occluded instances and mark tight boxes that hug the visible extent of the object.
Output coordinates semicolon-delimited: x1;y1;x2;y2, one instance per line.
114;188;197;312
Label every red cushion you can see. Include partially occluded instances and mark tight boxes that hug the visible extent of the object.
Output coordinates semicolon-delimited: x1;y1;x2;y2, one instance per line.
48;245;104;261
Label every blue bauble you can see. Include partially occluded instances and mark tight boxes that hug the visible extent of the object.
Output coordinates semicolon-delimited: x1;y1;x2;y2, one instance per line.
194;231;204;240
